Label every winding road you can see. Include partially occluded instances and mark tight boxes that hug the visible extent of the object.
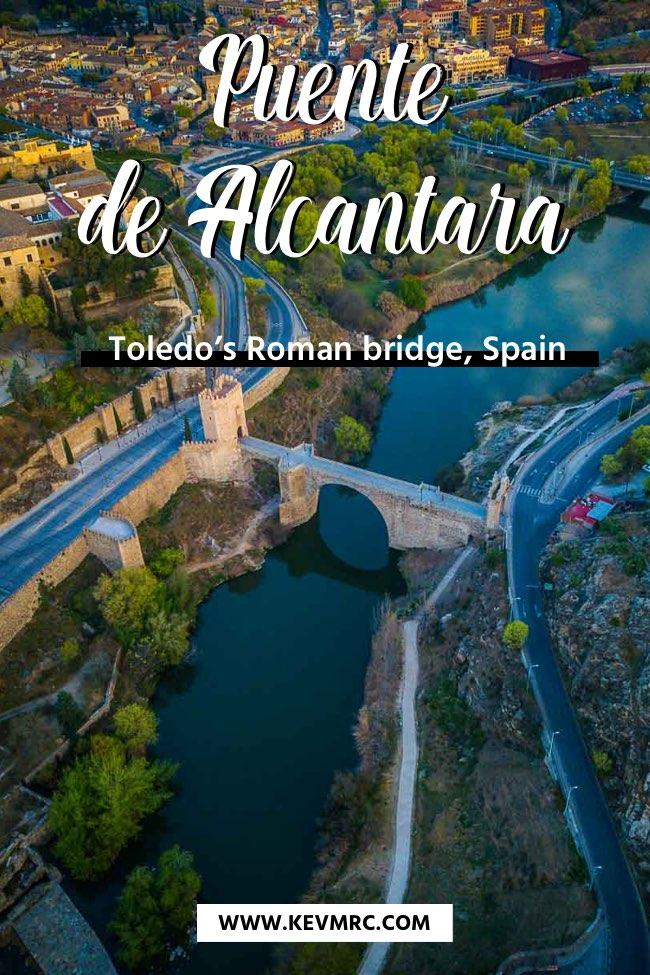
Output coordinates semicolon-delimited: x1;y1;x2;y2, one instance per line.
507;384;650;975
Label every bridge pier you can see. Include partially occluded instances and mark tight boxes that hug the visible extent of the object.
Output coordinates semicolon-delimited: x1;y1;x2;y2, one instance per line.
278;454;319;528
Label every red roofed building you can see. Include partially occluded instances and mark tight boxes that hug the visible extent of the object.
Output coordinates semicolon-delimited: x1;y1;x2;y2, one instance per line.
562;493;616;527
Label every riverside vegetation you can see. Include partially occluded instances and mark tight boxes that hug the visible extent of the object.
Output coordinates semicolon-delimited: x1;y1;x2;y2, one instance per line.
0;363;393;971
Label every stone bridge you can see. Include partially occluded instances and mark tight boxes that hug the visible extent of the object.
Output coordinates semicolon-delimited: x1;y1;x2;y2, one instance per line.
197;377;503;550
241;437;489;549
196;376;506;549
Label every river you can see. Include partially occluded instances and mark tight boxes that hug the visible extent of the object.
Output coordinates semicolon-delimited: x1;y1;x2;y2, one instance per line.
68;200;650;973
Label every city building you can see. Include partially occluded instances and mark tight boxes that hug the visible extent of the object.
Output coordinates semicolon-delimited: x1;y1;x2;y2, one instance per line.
509;50;589;80
462;0;545;47
437;43;507;83
0;139;95;181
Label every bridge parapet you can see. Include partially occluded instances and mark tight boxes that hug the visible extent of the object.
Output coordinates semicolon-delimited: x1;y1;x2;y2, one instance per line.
239;437;487;550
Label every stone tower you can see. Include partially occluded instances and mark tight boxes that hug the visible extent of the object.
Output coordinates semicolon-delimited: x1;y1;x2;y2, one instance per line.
198;375;248;448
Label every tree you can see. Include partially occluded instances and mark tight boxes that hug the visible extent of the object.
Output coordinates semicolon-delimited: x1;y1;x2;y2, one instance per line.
94;567;163;649
376;291;407;321
502;620;529;651
48;735;175;879
157;845;201;936
555;106;569;122
334;415;372;460
114;703;158;755
146;609;190;665
396;275;427;311
63;436;74;465
55;691;84;737
111;866;166;970
600;453;622;478
111;846;201;970
199;289;216;320
183;415;193;443
592;750;613;778
576;78;592;97
7;359;32;404
60;638;81;665
204;120;226;141
175;104;194;120
19;267;33;297
149;546;185;579
10;294;48;330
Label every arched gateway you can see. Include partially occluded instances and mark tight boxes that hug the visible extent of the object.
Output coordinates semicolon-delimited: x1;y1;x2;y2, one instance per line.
198;377;503;551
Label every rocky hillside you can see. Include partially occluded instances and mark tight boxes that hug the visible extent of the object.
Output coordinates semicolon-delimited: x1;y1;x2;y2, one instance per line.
542;507;650;908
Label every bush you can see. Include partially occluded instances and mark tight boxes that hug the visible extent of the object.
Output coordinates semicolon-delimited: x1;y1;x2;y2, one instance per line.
502;620;529;651
334;415;372;460
149;547;185;579
60;638;81;665
55;691;84;737
396;275;427;311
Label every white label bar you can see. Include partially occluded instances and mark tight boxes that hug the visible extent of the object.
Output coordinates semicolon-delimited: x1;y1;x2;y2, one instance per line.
197;903;453;943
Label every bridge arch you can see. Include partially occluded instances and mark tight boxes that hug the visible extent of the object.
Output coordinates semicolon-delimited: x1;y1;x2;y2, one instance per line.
317;483;390;569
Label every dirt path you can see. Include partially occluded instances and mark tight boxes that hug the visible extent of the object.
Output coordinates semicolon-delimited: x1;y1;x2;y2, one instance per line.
185;497;280;574
358;545;475;975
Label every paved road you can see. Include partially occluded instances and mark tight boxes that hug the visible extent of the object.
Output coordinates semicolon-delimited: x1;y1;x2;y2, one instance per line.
507;384;650;975
451;135;650;191
0;248;306;606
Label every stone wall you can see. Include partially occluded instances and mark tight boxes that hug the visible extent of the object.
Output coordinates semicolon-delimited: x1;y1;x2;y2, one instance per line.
182;442;250;484
0;535;88;650
46;369;205;468
110;452;187;526
243;367;290;410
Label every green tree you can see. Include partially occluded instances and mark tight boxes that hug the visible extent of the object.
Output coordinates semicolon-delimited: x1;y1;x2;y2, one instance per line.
157;845;201;936
63;436;75;465
111;866;166;970
7;359;32;404
149;546;186;579
396;275;427;311
10;294;48;330
555;106;569;122
204;120;226;141
334;415;372;460
114;703;158;755
502;620;529;651
199;289;216;320
111;846;201;970
19;267;33;297
55;690;84;737
600;453;623;477
183;415;193;443
146;609;190;665
60;638;81;665
94;567;163;649
592;749;613;777
575;78;592;97
175;104;194;120
48;734;175;880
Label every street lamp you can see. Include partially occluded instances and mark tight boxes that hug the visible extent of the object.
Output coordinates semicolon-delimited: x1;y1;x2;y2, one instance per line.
526;662;539;691
564;785;578;817
546;730;560;763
